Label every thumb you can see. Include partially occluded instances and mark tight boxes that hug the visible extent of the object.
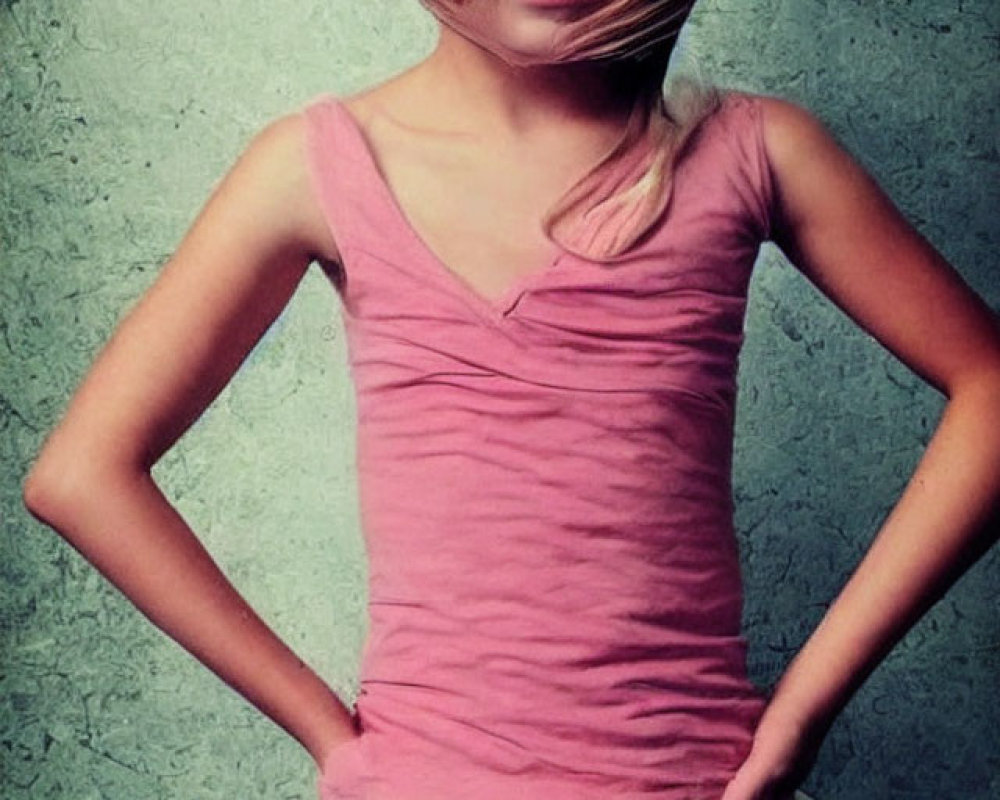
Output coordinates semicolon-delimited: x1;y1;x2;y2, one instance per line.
719;758;798;800
719;764;760;800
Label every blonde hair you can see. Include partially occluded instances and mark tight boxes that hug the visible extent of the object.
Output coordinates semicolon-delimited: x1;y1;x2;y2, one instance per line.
419;1;721;261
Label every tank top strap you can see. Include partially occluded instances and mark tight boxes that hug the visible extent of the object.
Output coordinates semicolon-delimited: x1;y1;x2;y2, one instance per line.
699;90;777;245
302;93;365;257
302;92;416;315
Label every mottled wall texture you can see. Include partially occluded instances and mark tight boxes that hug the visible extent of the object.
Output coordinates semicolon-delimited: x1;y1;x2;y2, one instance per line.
2;1;997;798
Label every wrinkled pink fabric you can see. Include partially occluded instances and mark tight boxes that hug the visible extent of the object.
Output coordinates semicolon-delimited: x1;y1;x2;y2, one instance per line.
302;89;775;800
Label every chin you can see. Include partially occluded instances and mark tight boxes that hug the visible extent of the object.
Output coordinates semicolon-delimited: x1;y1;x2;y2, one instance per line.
493;5;564;62
490;0;605;62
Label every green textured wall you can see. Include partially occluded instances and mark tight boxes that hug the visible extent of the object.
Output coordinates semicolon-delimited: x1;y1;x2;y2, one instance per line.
2;1;997;798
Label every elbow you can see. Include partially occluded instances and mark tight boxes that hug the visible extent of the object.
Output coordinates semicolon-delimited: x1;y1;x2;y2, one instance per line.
23;421;74;521
22;451;89;526
22;436;144;526
22;467;51;522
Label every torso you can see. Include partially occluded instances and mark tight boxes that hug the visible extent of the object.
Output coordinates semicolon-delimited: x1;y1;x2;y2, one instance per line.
304;85;781;800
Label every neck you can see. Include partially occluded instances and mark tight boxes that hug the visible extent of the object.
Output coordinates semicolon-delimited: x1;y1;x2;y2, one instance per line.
414;23;643;138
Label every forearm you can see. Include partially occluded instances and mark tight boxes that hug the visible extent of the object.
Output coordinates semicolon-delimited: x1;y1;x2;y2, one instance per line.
23;465;357;764
760;372;1000;735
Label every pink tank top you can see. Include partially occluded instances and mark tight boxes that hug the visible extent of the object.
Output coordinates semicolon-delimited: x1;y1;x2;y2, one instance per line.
303;89;776;800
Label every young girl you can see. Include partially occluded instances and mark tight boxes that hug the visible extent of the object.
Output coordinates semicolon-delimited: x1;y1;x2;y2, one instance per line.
22;1;1000;799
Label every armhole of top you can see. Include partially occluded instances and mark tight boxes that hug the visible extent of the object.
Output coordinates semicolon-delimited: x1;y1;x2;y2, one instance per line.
746;93;777;243
301;93;353;292
705;90;777;245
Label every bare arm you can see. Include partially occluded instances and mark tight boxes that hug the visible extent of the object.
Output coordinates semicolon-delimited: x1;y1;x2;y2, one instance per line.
724;97;1000;798
21;112;352;767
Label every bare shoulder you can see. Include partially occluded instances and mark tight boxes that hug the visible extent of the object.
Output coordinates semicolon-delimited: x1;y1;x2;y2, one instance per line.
750;94;871;237
751;94;857;208
683;88;807;149
754;94;836;163
753;93;822;127
239;109;342;270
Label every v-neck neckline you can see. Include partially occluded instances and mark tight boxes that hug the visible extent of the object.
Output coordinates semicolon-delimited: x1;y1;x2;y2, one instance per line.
329;95;568;324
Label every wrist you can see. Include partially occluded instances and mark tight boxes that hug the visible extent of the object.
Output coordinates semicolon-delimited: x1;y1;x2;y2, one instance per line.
302;699;360;766
757;677;837;744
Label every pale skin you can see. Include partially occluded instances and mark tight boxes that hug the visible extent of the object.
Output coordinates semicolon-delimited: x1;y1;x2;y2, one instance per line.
22;6;1000;799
